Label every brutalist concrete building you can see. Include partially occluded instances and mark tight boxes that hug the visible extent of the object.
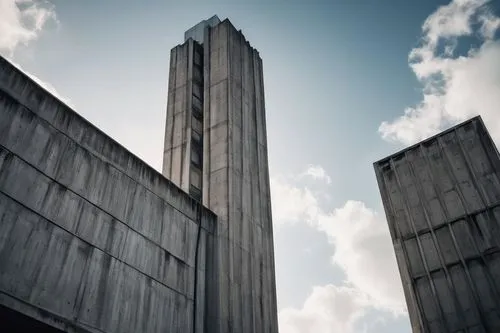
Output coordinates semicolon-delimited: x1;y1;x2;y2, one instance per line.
0;16;278;333
375;116;500;333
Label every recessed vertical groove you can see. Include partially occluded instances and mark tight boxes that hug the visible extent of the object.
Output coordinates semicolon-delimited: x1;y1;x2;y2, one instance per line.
226;23;232;333
390;158;448;331
252;49;263;333
454;129;491;207
168;49;177;182
453;130;500;307
406;149;468;331
436;137;491;331
476;125;500;200
420;143;479;332
183;40;192;191
260;55;277;331
204;27;211;207
248;44;257;333
238;30;245;333
378;169;428;331
261;56;273;333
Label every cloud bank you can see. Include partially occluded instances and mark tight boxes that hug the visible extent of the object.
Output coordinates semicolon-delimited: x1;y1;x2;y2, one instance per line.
379;0;500;145
279;285;369;333
273;168;406;333
0;0;57;55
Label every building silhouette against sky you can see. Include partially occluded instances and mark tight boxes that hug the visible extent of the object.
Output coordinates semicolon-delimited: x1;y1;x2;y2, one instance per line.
0;16;278;333
163;15;279;332
375;116;500;333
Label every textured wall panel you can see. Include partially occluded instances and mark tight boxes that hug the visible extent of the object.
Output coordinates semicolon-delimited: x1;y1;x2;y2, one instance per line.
375;116;500;333
202;20;278;333
0;56;217;333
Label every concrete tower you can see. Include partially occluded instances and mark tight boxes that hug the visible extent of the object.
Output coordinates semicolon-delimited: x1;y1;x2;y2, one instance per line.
375;116;500;333
162;16;279;333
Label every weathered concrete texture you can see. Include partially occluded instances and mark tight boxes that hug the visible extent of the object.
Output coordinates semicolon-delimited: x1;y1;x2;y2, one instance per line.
0;56;217;333
202;20;279;333
163;40;191;193
375;116;500;333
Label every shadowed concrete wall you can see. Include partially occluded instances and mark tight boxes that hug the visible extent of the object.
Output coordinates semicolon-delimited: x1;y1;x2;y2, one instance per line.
162;40;192;193
202;20;278;333
375;116;500;333
0;56;217;333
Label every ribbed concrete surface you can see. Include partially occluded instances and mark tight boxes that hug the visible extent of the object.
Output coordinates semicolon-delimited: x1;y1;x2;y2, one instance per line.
202;20;279;333
0;56;217;333
162;40;192;193
162;18;279;333
375;116;500;333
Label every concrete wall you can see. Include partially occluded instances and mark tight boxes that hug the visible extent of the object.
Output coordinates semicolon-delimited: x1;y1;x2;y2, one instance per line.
203;20;279;333
375;116;500;333
0;56;217;333
163;40;192;193
163;39;205;202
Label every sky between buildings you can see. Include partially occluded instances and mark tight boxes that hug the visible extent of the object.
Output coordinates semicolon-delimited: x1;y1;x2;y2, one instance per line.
1;0;500;332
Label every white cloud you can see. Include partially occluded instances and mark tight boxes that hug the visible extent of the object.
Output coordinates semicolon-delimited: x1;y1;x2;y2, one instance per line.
0;0;57;55
279;285;368;333
0;1;72;108
315;201;406;314
300;165;332;184
379;0;500;145
270;175;320;225
271;168;406;332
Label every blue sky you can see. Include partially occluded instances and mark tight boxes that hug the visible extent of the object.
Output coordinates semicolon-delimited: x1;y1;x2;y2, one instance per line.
2;0;500;332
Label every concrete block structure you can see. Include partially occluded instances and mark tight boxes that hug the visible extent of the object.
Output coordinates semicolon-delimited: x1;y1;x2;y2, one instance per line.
0;15;278;333
375;116;500;333
163;16;279;333
0;55;218;333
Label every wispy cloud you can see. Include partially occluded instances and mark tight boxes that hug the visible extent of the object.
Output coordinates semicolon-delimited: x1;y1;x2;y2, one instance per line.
0;1;73;108
271;167;406;333
379;0;500;145
270;176;320;225
0;0;57;55
300;165;332;185
279;285;369;333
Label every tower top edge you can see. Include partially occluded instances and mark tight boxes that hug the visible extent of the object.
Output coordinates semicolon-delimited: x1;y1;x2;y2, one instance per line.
181;16;262;54
184;15;221;44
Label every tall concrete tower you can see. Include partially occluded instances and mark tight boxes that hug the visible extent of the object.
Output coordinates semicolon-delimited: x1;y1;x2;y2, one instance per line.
162;16;279;333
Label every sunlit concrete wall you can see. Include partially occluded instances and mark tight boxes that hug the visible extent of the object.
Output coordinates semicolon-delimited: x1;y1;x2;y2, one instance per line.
202;20;279;333
162;17;279;333
0;56;217;333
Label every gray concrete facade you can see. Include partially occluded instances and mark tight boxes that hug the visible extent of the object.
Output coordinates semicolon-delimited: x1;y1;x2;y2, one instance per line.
375;116;500;333
163;18;279;333
0;56;218;333
162;38;197;195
